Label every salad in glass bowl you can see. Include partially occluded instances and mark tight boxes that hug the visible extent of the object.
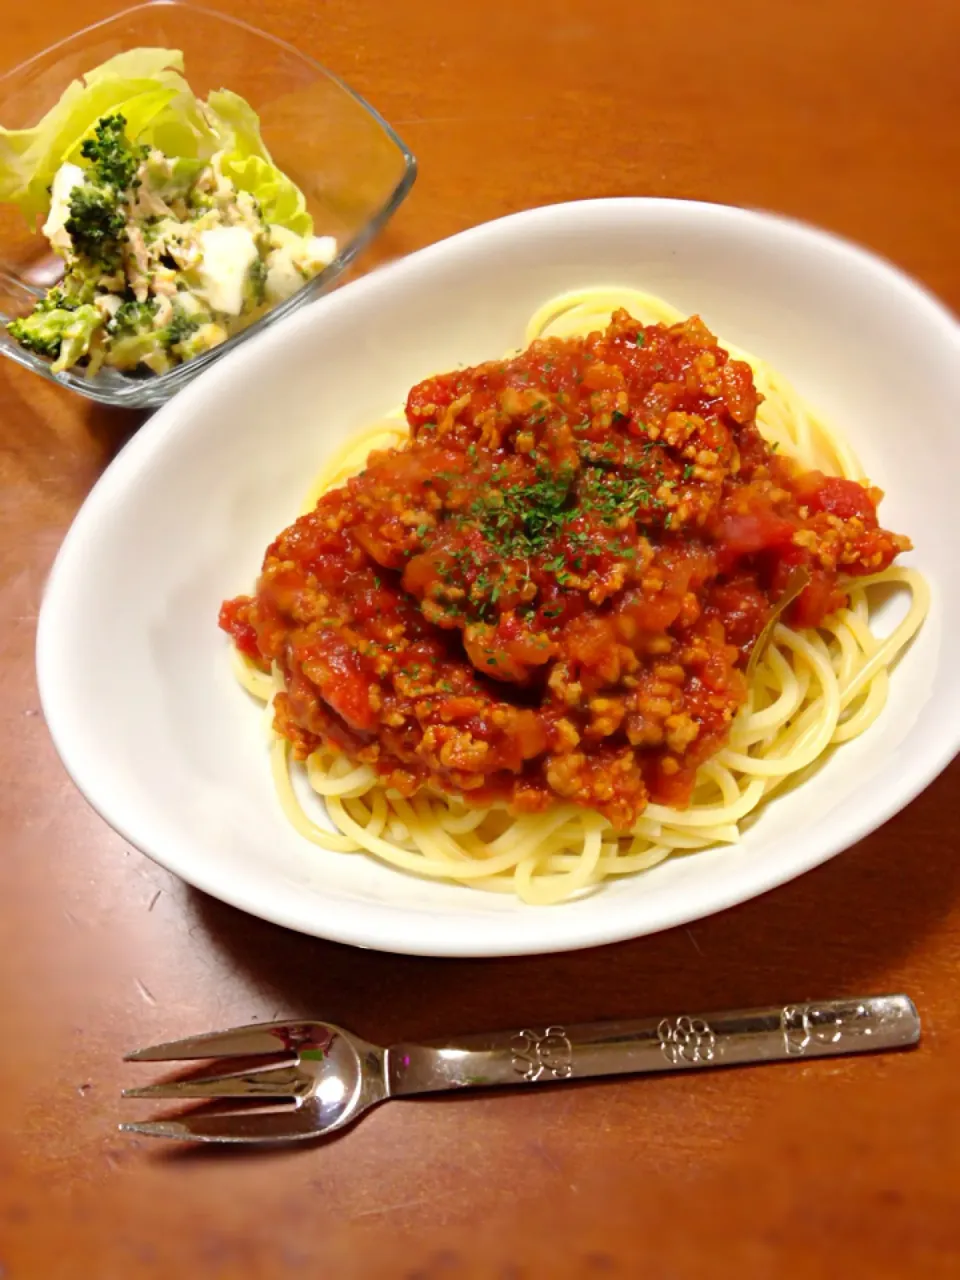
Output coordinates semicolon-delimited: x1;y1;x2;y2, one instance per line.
0;4;415;408
1;47;339;378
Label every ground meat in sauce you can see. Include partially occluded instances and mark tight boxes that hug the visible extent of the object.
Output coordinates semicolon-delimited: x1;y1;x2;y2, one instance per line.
219;310;911;830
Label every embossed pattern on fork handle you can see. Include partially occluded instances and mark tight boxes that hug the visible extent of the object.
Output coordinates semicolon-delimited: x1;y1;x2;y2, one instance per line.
386;995;919;1095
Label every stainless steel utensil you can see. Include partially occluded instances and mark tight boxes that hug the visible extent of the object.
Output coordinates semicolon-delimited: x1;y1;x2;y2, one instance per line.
121;993;920;1144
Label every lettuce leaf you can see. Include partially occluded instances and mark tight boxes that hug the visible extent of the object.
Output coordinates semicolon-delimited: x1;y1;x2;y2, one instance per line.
2;79;164;217
220;153;313;236
143;97;219;162
0;48;189;219
60;87;179;165
204;89;268;161
204;90;313;235
0;47;314;235
7;302;102;372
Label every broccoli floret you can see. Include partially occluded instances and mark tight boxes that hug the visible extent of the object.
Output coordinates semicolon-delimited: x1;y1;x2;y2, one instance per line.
172;320;228;362
106;298;185;370
36;286;79;314
108;298;157;335
8;313;63;358
108;331;168;372
8;304;102;372
59;262;102;304
31;266;98;320
108;299;202;355
164;311;200;348
80;114;143;192
65;185;126;268
61;114;147;269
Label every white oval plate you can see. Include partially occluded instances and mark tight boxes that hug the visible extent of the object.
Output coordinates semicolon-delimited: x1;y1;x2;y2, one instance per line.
37;199;960;956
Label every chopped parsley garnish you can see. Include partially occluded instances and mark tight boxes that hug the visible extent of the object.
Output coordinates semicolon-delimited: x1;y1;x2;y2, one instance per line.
469;464;578;560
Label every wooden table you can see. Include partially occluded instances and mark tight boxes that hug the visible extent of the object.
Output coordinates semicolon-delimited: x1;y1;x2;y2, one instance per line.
3;2;959;1275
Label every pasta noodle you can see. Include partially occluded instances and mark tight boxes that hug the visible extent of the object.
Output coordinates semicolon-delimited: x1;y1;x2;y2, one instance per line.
228;288;928;904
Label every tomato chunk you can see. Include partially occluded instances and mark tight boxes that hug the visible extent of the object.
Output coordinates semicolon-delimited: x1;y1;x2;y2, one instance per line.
221;308;910;830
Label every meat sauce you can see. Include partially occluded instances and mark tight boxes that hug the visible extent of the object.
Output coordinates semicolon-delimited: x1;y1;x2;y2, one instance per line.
220;311;909;829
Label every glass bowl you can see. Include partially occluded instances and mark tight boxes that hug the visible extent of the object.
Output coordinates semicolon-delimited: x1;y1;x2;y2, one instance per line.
0;1;416;408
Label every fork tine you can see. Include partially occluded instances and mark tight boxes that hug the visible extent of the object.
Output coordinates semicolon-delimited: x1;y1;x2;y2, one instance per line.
121;1063;305;1103
124;1021;298;1062
120;1105;321;1145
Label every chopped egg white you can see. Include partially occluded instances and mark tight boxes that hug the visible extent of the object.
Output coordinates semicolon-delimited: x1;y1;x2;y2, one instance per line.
264;247;303;304
264;232;338;304
307;235;337;265
42;163;85;253
196;226;259;316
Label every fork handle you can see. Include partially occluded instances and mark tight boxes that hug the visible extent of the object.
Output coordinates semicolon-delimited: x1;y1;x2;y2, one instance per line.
385;994;919;1095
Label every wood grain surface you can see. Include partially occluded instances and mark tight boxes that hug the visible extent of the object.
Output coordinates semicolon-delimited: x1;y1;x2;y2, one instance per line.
2;2;959;1276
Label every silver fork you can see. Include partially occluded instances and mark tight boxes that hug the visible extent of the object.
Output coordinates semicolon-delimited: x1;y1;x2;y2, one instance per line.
121;993;920;1143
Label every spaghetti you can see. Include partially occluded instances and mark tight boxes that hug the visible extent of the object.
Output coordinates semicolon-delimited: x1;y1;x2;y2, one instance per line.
223;288;928;904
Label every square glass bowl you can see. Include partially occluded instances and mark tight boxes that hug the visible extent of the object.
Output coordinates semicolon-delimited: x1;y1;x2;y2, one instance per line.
0;1;416;408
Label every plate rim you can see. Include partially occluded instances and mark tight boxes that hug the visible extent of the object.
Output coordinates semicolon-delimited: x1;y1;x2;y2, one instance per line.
36;196;960;956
